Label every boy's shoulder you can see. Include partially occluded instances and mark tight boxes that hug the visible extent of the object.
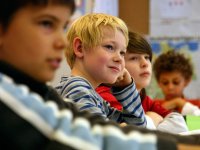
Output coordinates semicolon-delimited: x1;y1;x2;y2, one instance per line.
54;76;94;95
0;72;53;123
0;73;31;98
56;76;91;86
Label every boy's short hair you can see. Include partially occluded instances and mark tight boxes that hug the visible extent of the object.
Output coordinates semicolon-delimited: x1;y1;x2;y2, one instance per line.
127;31;152;61
153;50;193;81
0;0;75;31
66;13;129;69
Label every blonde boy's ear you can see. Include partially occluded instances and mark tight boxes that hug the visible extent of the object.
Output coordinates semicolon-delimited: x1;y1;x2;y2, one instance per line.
73;37;84;58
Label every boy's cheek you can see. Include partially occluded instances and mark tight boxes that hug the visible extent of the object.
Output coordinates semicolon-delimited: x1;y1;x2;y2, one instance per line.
97;56;109;64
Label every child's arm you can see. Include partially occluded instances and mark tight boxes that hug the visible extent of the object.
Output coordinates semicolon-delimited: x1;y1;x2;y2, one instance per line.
162;97;186;111
157;112;188;134
109;69;147;127
181;102;200;116
110;81;146;127
163;98;200;116
143;96;171;118
146;111;164;127
55;77;108;119
112;68;133;88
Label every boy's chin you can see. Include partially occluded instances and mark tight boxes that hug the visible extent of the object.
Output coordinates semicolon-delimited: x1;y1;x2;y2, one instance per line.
103;76;118;85
108;80;118;86
35;74;55;83
166;94;178;100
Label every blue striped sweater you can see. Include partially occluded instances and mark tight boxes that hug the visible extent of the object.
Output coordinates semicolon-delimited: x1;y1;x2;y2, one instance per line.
55;76;147;127
0;61;178;150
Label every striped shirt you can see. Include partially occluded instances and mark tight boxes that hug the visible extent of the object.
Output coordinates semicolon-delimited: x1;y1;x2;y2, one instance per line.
55;76;146;127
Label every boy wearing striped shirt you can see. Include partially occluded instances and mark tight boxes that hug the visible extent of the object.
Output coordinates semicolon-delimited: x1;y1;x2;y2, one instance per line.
55;13;147;127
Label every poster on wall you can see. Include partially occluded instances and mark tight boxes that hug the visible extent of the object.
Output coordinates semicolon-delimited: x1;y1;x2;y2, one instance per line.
70;0;94;23
93;0;118;16
150;0;200;37
71;0;118;22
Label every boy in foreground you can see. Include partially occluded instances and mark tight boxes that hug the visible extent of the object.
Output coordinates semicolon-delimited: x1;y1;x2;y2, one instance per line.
0;0;200;149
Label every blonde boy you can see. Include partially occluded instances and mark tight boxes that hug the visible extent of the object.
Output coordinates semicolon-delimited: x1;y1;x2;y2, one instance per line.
55;13;147;127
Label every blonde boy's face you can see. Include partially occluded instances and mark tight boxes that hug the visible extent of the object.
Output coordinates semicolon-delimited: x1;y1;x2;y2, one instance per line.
79;28;126;87
0;5;71;82
158;71;189;100
125;52;152;91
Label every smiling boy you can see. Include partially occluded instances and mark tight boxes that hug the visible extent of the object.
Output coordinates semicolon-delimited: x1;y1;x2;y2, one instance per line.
55;13;147;127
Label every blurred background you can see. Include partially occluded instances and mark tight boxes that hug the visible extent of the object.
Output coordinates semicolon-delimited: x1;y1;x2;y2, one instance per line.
50;0;200;100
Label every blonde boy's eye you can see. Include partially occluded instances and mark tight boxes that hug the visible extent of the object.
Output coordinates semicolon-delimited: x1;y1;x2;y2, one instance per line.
104;45;114;50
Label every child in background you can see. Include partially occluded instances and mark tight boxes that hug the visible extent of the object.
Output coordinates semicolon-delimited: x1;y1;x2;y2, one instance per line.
96;31;188;133
153;51;200;116
1;0;200;149
55;13;147;127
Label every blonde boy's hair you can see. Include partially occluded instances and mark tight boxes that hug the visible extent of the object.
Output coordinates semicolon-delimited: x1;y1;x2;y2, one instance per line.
66;13;129;69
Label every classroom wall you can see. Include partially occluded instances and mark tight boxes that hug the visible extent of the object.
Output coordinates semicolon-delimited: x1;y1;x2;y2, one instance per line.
119;0;149;35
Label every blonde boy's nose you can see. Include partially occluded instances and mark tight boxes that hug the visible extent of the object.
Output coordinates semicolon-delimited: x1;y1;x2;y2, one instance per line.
113;52;123;62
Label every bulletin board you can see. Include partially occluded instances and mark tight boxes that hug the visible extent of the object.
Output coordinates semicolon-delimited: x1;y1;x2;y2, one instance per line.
150;0;200;37
119;0;200;99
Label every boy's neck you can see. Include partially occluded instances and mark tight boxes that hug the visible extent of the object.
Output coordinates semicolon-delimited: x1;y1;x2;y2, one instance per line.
71;68;100;89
